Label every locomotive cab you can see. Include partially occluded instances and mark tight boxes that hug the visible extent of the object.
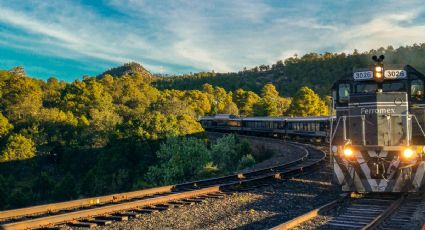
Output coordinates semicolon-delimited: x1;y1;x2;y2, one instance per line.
331;57;425;193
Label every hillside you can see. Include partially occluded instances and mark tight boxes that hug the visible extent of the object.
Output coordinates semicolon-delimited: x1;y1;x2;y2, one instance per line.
98;62;154;81
153;44;425;96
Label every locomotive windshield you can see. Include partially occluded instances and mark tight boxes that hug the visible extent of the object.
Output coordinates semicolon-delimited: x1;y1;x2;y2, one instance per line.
411;79;424;101
354;81;406;94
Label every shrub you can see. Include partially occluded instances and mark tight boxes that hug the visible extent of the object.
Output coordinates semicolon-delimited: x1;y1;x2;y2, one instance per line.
237;154;256;170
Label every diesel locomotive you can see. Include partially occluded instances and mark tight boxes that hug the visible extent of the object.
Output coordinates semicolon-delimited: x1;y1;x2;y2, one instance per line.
200;55;425;193
331;55;425;193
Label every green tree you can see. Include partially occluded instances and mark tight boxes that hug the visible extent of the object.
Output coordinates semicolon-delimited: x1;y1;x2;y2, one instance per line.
233;89;260;116
287;86;329;116
0;175;9;208
146;137;211;185
0;134;36;162
210;134;243;173
42;77;66;108
33;172;54;200
253;83;290;116
0;113;13;138
53;173;78;201
0;70;42;122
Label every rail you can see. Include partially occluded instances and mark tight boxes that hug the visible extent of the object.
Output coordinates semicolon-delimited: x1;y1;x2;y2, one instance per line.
270;194;405;230
0;141;325;230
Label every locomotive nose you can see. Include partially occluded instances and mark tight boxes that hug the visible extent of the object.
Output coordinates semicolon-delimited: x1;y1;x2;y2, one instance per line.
348;92;408;146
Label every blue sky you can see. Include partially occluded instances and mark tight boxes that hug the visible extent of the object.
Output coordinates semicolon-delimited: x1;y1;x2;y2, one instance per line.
0;0;424;81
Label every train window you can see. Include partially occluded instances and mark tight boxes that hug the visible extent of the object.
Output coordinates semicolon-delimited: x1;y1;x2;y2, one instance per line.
338;84;350;103
411;80;424;101
382;82;405;92
355;83;377;94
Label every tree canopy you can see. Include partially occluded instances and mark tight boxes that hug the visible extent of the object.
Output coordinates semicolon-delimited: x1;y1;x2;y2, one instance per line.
287;86;329;116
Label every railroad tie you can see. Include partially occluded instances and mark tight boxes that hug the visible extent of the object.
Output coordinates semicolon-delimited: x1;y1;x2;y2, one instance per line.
84;218;113;226
95;215;129;221
134;208;160;213
115;211;142;218
68;221;98;228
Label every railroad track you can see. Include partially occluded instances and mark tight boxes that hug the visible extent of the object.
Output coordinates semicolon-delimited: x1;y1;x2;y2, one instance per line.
0;141;325;230
272;192;425;230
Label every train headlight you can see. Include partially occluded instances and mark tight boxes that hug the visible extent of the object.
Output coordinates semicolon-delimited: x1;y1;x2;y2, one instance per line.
373;64;384;82
343;147;353;157
402;148;414;159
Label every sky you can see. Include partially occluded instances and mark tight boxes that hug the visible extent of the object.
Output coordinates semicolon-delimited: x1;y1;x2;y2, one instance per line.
0;0;424;81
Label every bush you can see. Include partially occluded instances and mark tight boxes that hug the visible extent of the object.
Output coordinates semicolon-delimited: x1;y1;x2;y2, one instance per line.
0;175;9;209
210;134;242;173
198;162;220;178
32;172;54;200
53;173;77;201
146;137;211;185
237;154;256;170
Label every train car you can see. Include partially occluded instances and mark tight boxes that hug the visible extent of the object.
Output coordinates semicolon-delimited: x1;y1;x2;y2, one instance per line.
286;116;332;142
200;115;334;142
199;114;241;133
241;117;285;136
331;55;425;193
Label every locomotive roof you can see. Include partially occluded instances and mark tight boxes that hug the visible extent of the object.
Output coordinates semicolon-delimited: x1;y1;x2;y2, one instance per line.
332;64;425;87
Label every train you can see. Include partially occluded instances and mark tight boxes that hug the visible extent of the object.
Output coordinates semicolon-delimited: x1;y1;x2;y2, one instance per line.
331;56;425;193
200;114;334;143
200;55;425;193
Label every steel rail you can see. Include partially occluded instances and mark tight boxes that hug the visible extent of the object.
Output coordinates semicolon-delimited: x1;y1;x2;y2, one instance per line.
0;141;325;230
270;195;346;230
0;187;221;230
0;186;173;220
175;142;309;189
0;141;309;222
270;194;404;230
361;195;405;230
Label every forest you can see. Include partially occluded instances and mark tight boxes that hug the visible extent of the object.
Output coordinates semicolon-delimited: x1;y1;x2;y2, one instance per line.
0;64;327;210
154;44;425;97
2;44;422;210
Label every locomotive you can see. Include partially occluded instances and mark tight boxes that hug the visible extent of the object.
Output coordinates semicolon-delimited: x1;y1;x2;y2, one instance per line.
200;56;425;193
331;55;425;193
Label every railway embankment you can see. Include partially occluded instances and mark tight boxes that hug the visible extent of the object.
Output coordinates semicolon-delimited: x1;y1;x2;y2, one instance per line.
93;140;340;230
1;136;336;229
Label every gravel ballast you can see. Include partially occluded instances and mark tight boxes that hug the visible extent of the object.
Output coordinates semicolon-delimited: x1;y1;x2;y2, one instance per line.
83;140;342;230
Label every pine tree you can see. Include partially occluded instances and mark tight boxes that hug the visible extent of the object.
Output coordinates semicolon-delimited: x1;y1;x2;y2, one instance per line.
287;86;329;116
0;134;36;162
